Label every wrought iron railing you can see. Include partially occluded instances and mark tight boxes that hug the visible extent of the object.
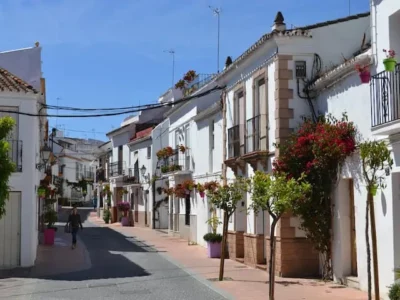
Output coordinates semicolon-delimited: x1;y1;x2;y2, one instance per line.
96;168;109;182
371;64;400;127
83;171;94;180
158;147;191;173
227;125;243;158
7;140;22;172
123;168;139;184
246;115;261;153
184;74;216;96
109;161;126;177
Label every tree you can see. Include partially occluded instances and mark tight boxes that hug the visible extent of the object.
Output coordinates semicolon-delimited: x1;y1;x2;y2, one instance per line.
250;171;311;300
360;140;393;300
207;177;250;281
0;116;16;219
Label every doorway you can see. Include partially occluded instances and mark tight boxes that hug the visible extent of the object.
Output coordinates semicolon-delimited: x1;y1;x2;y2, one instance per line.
144;191;148;226
349;179;358;276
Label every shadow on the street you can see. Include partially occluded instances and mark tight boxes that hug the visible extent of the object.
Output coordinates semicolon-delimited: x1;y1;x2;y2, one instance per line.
0;225;153;282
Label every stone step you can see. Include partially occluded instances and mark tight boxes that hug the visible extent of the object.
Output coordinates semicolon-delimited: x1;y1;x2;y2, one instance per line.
344;276;360;289
256;264;267;271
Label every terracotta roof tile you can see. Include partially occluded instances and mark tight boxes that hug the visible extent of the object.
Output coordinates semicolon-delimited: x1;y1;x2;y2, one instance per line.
130;127;152;141
0;68;38;93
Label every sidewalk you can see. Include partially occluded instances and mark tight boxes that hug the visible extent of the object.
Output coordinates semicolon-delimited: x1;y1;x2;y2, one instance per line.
0;228;91;279
89;215;368;300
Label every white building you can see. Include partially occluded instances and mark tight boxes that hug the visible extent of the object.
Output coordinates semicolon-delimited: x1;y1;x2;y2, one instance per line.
309;0;400;298
106;107;167;224
213;11;370;276
0;45;47;268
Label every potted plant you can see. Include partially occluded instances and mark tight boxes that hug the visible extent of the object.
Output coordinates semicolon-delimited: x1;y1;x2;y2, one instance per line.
197;183;205;198
161;165;169;173
117;202;130;226
182;179;195;194
179;144;187;154
204;181;219;193
163;187;174;196
355;64;371;83
383;49;397;72
37;186;46;198
203;230;223;258
103;209;111;224
175;79;186;90
43;198;58;245
174;184;186;198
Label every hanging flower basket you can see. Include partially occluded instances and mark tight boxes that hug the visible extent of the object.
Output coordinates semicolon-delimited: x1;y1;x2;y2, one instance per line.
157;187;163;195
383;49;397;72
173;184;186;198
355;64;371;84
197;183;205;198
37;187;46;198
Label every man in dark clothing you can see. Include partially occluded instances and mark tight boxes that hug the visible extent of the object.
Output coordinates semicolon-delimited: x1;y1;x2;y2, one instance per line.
67;207;83;249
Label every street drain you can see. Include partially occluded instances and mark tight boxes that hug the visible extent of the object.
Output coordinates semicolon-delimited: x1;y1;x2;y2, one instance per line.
207;277;233;282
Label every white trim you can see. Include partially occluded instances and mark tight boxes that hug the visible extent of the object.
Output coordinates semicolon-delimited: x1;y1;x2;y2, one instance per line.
193;102;221;122
310;49;373;92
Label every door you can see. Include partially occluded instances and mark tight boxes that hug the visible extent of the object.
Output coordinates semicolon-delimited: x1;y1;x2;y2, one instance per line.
134;188;139;223
349;179;358;276
0;192;21;267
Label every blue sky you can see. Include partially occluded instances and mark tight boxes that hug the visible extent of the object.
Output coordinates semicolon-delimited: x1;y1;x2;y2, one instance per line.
0;0;368;141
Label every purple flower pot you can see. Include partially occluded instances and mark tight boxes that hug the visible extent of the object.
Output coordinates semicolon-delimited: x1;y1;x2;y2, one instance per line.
121;216;129;226
207;242;221;258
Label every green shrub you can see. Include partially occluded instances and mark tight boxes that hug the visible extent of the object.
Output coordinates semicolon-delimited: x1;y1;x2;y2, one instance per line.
203;232;222;243
389;282;400;300
103;209;111;223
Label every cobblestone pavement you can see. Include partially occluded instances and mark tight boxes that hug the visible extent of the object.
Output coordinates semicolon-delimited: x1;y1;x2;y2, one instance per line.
0;209;229;300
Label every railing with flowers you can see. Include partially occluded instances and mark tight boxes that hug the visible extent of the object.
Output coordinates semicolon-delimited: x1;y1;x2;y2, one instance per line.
157;145;191;173
371;63;400;127
175;70;216;97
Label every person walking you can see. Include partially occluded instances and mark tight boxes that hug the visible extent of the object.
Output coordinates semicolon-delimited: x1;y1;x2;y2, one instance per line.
67;207;83;249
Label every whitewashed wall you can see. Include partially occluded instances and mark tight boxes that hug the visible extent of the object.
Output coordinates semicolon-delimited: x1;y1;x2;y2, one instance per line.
0;93;41;267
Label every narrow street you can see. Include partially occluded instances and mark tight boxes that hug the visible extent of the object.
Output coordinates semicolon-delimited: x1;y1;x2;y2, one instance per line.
0;208;228;300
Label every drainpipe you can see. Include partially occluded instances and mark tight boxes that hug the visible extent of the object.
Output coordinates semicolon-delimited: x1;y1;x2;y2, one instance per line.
152;177;156;229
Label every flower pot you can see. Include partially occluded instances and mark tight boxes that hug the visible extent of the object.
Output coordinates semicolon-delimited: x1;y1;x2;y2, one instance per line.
383;58;397;72
104;219;110;224
359;71;371;83
207;242;221;258
199;191;205;198
121;216;129;226
44;228;55;245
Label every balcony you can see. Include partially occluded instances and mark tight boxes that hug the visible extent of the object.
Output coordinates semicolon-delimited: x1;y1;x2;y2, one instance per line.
123;168;139;184
225;124;246;175
242;115;268;170
109;161;126;177
8;140;22;172
371;64;400;135
83;171;94;181
96;168;109;182
158;147;191;175
184;74;216;96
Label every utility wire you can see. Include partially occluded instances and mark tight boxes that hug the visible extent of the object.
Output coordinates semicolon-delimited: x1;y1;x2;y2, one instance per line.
29;86;223;118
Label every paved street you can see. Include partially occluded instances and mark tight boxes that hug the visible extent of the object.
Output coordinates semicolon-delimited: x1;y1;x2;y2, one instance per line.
0;209;228;300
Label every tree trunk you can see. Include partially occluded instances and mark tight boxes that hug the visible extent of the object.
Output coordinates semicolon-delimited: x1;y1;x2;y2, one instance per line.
269;218;278;300
369;192;380;300
219;210;229;281
366;193;372;300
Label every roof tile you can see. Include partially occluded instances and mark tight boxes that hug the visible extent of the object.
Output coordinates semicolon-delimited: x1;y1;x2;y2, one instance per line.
0;68;38;93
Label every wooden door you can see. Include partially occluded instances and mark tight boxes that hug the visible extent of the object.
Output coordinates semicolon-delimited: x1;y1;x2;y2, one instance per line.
0;192;21;267
349;179;358;276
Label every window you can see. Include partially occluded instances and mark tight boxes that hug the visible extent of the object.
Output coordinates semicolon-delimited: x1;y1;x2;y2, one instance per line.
209;120;214;173
75;162;79;180
210;120;215;150
233;91;242;126
147;146;151;159
0;106;19;140
254;78;265;117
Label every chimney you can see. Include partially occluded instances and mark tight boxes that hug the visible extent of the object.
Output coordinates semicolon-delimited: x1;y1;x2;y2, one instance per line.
272;11;286;32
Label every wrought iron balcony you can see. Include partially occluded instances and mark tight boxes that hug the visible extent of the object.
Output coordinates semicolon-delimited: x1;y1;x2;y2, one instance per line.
184;74;216;96
246;115;261;153
158;147;191;174
227;124;245;159
96;168;108;182
83;171;94;181
123;168;139;184
371;64;400;128
109;161;126;177
7;140;22;172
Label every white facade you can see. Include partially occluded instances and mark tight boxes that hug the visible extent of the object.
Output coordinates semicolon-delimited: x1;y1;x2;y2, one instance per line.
0;92;43;268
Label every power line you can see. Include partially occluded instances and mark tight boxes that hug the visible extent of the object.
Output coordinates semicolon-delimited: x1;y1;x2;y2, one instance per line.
18;86;222;118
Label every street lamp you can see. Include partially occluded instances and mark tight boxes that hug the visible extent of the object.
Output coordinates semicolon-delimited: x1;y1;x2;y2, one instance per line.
140;165;147;177
41;144;52;165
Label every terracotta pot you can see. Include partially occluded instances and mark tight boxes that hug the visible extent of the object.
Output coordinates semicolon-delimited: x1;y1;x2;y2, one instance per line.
359;71;371;84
